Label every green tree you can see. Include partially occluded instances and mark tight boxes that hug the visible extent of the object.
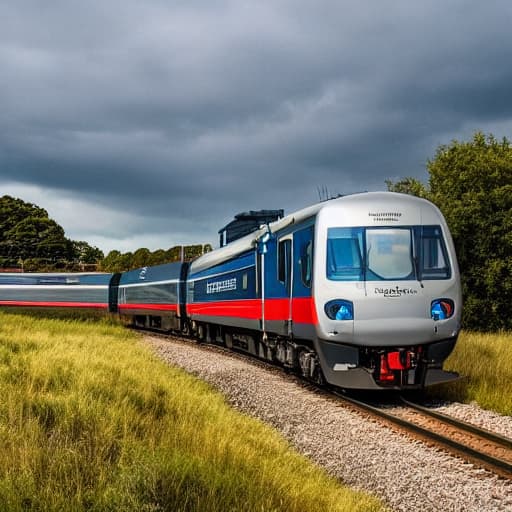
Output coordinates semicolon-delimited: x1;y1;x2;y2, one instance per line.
119;252;134;271
71;241;104;265
184;244;204;260
385;177;428;198
148;249;168;266
166;246;182;262
100;250;123;272
428;132;512;331
2;215;71;265
0;196;52;267
0;196;47;235
387;132;512;331
132;248;151;268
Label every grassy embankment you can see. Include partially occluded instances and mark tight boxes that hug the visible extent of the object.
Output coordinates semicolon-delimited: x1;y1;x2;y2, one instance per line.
0;310;383;512
431;330;512;416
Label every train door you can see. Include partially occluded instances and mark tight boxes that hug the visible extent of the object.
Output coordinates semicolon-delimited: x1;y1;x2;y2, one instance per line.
277;235;293;335
291;226;315;339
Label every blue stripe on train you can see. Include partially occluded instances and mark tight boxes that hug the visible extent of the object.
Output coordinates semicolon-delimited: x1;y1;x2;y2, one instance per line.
189;251;255;280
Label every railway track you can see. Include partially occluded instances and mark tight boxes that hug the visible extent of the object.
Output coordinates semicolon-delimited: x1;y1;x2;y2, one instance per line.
143;330;512;479
334;392;512;479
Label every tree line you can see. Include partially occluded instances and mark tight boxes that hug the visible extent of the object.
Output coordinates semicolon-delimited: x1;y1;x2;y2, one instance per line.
0;195;212;272
100;244;213;273
0;196;104;271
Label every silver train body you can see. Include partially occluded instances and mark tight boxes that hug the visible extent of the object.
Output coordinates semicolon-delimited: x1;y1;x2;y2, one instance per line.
309;192;461;388
185;192;462;389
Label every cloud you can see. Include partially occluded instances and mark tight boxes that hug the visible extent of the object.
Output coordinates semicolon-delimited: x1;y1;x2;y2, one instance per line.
1;1;512;252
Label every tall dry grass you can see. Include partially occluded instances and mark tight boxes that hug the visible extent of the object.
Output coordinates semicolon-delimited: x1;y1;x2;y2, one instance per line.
430;331;512;415
0;310;382;511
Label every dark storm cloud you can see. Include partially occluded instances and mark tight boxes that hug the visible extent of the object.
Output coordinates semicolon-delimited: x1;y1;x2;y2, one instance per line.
1;1;512;251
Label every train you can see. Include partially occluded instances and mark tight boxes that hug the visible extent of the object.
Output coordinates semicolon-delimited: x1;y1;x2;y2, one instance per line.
0;192;462;390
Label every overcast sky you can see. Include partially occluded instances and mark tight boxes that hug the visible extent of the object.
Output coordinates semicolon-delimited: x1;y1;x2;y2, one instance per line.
1;1;511;254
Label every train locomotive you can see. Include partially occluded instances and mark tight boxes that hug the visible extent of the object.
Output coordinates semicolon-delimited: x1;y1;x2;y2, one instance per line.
0;192;462;390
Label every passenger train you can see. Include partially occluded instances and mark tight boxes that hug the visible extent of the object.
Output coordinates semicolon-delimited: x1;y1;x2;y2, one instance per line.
0;192;462;390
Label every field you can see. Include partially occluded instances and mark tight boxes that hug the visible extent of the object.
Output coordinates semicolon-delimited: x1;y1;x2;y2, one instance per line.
431;330;512;415
0;310;382;512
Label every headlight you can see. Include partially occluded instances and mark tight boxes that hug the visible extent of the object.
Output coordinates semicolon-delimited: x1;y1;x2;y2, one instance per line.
325;300;354;320
431;299;454;320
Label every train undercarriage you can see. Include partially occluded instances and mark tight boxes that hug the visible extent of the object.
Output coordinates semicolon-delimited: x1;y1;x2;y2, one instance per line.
126;313;459;390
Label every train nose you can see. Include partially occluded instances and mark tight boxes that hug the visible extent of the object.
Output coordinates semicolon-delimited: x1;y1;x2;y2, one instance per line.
352;286;434;346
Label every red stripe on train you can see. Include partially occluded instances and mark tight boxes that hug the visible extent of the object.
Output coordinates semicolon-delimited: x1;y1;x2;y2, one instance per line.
187;297;318;324
118;304;178;312
0;301;108;308
291;297;319;324
187;299;260;319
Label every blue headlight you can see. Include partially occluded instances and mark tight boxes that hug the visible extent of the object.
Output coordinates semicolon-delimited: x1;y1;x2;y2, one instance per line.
431;299;454;321
325;300;354;320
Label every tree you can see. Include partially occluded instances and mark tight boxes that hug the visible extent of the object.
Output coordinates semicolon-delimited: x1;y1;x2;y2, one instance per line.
385;177;428;198
427;132;512;331
100;250;123;272
1;215;71;265
0;196;52;267
148;249;168;266
71;241;104;265
132;248;151;268
165;246;182;262
0;196;48;235
387;132;512;331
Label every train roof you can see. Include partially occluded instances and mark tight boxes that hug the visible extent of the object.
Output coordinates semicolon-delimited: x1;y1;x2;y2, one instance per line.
119;262;182;285
0;272;112;285
189;192;440;274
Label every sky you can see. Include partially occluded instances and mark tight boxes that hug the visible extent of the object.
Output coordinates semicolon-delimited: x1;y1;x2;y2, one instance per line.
1;1;512;254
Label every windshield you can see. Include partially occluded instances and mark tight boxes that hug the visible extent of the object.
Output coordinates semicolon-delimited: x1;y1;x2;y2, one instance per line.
366;228;414;279
326;226;451;281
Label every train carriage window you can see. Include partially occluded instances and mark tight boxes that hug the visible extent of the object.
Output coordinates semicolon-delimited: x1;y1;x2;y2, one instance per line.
300;241;313;288
278;239;292;289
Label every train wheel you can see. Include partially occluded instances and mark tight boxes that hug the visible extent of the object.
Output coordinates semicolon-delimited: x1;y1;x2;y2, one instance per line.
258;341;266;359
312;365;325;386
197;324;206;342
181;321;190;336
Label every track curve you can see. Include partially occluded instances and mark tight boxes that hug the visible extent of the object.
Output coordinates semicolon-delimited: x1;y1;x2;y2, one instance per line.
333;392;512;479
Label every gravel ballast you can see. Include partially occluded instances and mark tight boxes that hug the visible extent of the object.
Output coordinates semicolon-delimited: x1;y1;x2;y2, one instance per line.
144;335;512;512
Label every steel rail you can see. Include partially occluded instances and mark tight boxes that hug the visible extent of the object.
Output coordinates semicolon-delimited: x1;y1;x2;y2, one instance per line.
400;397;512;449
332;391;512;479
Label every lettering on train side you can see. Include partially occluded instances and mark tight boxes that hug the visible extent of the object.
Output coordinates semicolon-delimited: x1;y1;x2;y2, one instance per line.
206;278;237;294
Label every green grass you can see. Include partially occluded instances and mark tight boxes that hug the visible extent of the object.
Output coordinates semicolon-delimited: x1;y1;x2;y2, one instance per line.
429;331;512;415
0;310;382;512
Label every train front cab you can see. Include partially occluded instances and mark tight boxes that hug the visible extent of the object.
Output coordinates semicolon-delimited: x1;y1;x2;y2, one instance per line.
311;194;462;390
